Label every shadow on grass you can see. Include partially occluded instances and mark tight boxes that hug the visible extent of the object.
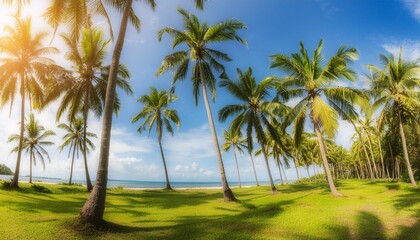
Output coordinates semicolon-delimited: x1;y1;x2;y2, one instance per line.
63;194;296;240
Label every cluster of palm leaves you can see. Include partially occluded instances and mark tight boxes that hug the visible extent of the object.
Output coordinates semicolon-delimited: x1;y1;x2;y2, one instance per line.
0;0;418;227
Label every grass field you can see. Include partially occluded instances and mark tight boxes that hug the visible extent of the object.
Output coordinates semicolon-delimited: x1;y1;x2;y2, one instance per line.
0;180;418;240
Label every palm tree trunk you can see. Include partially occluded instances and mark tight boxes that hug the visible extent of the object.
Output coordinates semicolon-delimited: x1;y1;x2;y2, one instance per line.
277;157;284;185
11;74;25;188
280;158;288;184
233;148;241;188
306;166;310;178
293;157;300;181
261;144;277;193
29;148;33;184
366;133;379;178
69;144;77;185
158;138;172;190
398;113;417;188
82;99;93;191
249;153;259;186
377;135;388;178
313;123;342;196
80;0;133;225
198;60;236;201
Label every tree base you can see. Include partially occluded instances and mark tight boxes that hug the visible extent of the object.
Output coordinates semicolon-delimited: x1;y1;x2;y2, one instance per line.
271;186;277;194
223;188;237;202
332;191;343;197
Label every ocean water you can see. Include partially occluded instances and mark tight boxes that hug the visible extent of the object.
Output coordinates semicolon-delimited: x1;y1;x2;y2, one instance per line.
0;174;270;189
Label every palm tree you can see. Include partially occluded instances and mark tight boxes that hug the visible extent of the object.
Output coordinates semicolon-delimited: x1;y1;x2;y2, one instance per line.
8;113;55;183
368;49;420;188
156;8;246;201
270;40;363;196
58;117;97;185
0;18;61;188
219;67;289;194
243;139;260;186
222;127;247;188
2;0;30;16
45;27;132;191
80;0;207;225
131;87;180;190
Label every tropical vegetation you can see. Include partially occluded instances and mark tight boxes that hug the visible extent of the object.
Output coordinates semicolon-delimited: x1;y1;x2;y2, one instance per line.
0;0;418;234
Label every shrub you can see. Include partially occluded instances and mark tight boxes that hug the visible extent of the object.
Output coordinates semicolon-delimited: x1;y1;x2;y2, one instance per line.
31;184;51;193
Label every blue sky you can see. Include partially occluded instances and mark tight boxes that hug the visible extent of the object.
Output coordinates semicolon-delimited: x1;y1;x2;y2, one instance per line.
0;0;419;183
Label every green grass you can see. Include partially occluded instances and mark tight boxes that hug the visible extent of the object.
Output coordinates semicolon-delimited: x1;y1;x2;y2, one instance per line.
0;180;418;240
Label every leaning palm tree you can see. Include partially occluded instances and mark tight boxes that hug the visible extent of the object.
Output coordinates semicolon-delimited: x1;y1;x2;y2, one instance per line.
368;49;420;188
0;18;62;188
8;113;55;183
44;28;132;191
219;67;289;194
80;0;207;226
156;8;246;201
270;40;363;196
131;87;180;190
58;117;97;185
222;127;247;188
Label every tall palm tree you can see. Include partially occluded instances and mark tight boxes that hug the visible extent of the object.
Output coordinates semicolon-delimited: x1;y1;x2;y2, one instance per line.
45;28;132;191
222;127;247;188
0;18;61;188
270;40;363;196
368;49;420;188
156;8;246;201
80;0;207;226
243;139;260;186
58;117;97;185
219;67;289;194
131;87;180;190
8;113;55;183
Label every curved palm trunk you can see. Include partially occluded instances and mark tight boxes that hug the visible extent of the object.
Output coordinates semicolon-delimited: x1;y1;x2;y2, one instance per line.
158;138;172;190
249;153;259;186
11;74;25;188
313;123;342;196
233;148;241;188
82;100;93;191
280;159;288;184
69;144;77;185
29;148;33;183
398;113;417;188
261;144;277;193
377;135;388;178
293;157;301;181
352;123;374;179
198;61;236;201
276;157;284;185
365;131;379;178
80;0;132;225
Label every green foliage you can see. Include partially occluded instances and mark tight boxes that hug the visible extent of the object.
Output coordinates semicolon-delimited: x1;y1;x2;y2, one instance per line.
0;179;12;189
31;184;51;193
296;174;326;184
0;164;13;175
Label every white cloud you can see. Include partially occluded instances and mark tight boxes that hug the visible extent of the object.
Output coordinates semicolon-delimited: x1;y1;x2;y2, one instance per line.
382;40;420;61
402;0;420;23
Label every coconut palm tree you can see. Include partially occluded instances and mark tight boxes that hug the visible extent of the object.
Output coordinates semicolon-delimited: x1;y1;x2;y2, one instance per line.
2;0;30;16
58;117;97;185
219;67;289;194
222;127;247;188
156;8;246;201
131;87;180;190
44;27;132;191
0;18;62;188
242;139;260;186
8;113;55;183
270;40;363;196
80;0;208;225
368;49;420;188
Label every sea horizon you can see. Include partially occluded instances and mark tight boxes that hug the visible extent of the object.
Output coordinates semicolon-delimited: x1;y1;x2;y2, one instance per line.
0;174;293;189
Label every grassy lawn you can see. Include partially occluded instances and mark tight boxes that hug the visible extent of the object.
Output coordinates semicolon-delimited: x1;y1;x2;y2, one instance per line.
0;180;418;240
